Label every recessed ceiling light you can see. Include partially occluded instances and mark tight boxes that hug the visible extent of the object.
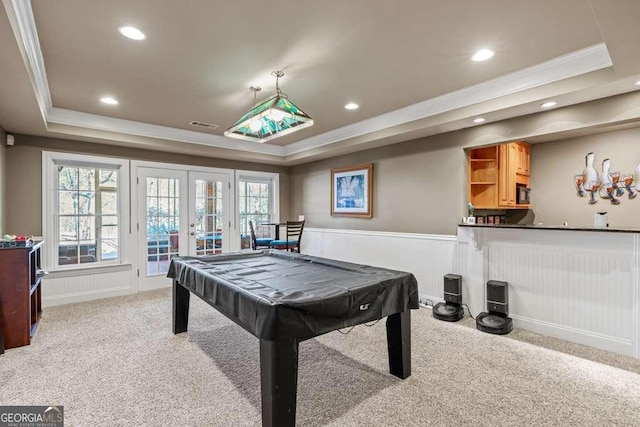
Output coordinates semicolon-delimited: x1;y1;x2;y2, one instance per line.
635;80;640;86
541;101;557;108
118;26;146;40
473;117;486;123
472;49;494;62
100;96;119;105
344;103;359;110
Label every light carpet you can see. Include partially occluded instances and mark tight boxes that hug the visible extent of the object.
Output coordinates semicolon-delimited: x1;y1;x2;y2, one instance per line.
1;289;639;426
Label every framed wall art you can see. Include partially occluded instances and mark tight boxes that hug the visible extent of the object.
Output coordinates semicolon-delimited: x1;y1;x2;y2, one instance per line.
330;163;373;218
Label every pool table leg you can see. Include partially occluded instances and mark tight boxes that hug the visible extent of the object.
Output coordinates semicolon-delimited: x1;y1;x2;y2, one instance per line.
260;338;299;427
172;280;190;334
386;309;411;379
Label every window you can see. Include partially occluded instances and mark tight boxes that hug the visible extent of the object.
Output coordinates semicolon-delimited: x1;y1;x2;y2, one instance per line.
43;152;130;270
236;171;279;249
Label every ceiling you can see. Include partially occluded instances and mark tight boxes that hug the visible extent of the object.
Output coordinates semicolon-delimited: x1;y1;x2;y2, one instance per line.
1;0;640;165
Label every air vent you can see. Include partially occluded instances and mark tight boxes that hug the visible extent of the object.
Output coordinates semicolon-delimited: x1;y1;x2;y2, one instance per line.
189;121;218;129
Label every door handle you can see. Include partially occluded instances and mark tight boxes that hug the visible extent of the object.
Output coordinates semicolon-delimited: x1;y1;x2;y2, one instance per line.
190;232;195;236
190;223;195;227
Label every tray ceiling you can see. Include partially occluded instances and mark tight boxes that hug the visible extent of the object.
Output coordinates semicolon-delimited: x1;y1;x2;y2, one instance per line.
1;0;640;164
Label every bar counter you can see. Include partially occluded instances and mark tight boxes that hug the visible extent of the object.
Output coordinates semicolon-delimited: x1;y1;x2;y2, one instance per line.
459;223;640;233
457;224;640;359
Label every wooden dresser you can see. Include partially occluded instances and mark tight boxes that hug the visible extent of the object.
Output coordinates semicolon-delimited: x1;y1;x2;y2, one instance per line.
0;240;44;352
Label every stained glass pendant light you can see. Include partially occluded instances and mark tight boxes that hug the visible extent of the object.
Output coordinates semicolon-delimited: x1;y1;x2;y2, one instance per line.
224;71;313;143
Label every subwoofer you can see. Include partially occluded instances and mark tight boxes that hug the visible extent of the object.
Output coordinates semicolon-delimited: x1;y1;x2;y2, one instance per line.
433;274;464;322
476;280;513;335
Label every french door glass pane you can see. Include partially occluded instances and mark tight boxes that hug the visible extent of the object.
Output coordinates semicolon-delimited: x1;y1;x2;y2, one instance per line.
239;180;271;249
195;179;222;256
146;177;180;276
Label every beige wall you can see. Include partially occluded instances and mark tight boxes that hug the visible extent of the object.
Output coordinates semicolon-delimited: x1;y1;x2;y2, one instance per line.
290;122;640;236
290;133;467;235
7;123;640;237
5;134;290;235
0;126;6;236
530;127;640;228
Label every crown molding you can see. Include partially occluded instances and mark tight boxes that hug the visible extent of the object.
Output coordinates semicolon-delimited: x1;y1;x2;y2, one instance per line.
3;0;51;121
282;43;613;156
47;108;285;155
5;0;614;161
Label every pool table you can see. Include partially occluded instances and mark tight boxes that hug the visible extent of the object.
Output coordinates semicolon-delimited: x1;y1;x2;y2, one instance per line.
168;250;418;426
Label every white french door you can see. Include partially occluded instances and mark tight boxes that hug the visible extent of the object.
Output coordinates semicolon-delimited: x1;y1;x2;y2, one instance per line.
188;171;232;255
136;166;233;291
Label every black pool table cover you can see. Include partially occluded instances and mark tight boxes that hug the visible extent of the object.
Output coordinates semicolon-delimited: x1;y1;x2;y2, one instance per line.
167;250;419;341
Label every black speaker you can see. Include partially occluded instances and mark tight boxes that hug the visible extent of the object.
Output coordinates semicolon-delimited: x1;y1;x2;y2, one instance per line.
433;274;464;322
476;280;512;335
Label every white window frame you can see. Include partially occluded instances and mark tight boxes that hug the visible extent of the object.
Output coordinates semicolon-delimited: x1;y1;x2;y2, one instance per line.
42;151;130;273
235;170;280;244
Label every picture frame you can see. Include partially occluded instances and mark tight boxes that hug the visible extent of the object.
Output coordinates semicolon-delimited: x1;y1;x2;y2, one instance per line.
330;163;373;218
499;215;506;224
487;215;495;224
476;215;485;224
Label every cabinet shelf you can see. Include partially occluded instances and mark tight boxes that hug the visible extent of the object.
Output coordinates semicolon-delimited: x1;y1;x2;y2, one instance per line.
0;241;44;351
30;278;41;295
29;319;40;338
468;142;530;209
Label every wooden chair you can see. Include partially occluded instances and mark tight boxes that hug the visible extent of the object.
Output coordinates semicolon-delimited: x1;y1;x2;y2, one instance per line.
249;220;274;250
269;220;305;253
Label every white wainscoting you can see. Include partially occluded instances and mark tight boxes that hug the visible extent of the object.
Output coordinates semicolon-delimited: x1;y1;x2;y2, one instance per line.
40;225;639;358
461;227;638;358
303;226;640;358
487;240;632;354
301;228;462;305
42;265;135;307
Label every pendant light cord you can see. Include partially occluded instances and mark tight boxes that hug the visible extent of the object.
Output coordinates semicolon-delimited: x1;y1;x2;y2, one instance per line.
271;70;285;97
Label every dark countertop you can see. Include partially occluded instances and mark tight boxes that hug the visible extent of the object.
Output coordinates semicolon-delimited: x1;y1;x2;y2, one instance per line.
0;240;44;249
458;223;640;233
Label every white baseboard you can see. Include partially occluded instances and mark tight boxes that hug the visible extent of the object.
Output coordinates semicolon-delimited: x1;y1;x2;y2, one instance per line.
43;286;134;307
419;294;445;306
511;314;633;356
421;292;633;355
139;281;173;292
